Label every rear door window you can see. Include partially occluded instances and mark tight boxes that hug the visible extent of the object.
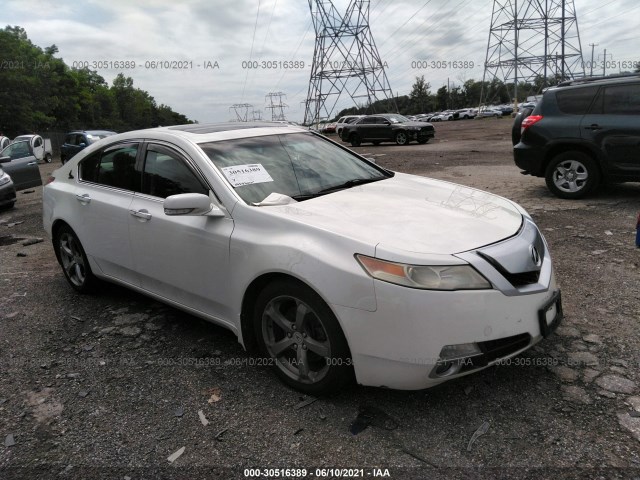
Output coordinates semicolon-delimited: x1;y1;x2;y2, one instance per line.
602;84;640;115
555;86;599;114
79;143;140;191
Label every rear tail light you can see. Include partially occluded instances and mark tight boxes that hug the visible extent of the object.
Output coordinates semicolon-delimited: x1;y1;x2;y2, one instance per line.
521;115;543;132
45;176;55;185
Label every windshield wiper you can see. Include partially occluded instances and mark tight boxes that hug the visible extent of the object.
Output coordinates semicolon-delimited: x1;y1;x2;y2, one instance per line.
291;176;386;201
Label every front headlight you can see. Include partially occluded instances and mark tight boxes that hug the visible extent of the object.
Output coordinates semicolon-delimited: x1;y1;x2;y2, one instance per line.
356;255;491;290
0;173;10;186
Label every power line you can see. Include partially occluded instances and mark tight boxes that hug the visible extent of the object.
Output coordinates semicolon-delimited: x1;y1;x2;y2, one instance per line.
241;0;262;102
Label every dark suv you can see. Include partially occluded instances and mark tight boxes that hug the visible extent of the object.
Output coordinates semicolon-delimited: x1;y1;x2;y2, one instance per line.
513;74;640;198
340;114;435;146
60;130;116;164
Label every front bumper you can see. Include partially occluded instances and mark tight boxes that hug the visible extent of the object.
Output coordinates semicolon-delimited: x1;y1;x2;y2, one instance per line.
333;274;561;390
0;180;16;207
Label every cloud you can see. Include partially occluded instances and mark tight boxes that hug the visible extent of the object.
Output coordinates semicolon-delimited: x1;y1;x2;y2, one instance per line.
3;0;638;123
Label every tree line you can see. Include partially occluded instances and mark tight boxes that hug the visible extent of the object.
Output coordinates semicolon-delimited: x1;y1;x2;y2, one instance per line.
0;26;193;138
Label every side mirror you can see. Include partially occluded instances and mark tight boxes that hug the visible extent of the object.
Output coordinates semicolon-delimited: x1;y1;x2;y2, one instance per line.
383;121;391;125
0;156;10;164
163;193;225;217
78;143;86;148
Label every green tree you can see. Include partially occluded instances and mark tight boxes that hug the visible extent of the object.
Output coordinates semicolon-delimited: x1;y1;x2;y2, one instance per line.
409;76;431;114
436;86;448;110
0;25;193;136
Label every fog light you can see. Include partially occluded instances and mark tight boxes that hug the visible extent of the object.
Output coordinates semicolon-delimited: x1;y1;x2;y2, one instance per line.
430;342;484;379
439;342;482;361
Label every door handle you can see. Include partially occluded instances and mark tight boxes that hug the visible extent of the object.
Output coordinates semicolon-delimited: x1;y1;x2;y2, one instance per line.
75;193;91;204
129;209;152;220
27;161;38;165
584;124;602;130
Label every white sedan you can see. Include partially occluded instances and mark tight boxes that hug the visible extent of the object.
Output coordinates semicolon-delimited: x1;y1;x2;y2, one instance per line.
43;123;562;394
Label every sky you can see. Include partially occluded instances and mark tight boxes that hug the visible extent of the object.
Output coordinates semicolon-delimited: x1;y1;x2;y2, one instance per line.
3;0;639;123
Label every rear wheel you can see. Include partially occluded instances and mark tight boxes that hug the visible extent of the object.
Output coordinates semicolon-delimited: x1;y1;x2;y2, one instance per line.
54;225;97;292
254;280;352;395
44;153;52;163
349;134;361;147
545;151;600;199
395;131;409;145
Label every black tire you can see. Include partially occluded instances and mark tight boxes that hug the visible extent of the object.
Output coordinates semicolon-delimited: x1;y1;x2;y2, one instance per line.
372;141;381;146
60;155;66;164
44;153;52;163
53;224;97;293
349;134;361;147
463;115;469;120
254;279;353;395
395;131;409;145
417;138;429;144
545;151;600;199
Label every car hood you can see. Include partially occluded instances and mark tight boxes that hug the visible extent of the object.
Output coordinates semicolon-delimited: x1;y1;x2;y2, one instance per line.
265;173;523;256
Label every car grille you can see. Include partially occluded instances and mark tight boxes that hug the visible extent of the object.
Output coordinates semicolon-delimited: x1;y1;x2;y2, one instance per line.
477;333;532;364
503;270;540;287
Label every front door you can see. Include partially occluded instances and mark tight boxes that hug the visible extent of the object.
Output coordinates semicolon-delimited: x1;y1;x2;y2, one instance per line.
128;143;234;321
0;141;41;190
581;82;640;177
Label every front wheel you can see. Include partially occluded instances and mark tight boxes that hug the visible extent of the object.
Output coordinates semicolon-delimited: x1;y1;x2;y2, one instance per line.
44;153;52;163
349;134;361;147
254;280;353;395
395;131;409;145
54;225;97;293
545;151;600;199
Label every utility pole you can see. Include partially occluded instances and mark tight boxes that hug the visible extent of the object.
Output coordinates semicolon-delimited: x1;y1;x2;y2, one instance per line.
588;43;598;77
601;49;613;77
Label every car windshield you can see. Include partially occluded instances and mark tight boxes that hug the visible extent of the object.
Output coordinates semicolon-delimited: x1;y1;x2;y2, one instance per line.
200;132;390;205
385;114;409;124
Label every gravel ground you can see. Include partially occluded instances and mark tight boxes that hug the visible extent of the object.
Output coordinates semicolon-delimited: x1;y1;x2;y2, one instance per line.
1;118;639;480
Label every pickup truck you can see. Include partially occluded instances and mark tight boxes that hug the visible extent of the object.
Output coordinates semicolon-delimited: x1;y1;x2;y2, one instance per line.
12;134;53;163
340;113;435;146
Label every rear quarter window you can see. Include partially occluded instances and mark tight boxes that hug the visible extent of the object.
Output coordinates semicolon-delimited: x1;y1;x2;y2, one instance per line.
555;86;599;114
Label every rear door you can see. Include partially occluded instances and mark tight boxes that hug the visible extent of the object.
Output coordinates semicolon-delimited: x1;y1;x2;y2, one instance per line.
0;141;42;190
581;82;640;176
72;142;140;284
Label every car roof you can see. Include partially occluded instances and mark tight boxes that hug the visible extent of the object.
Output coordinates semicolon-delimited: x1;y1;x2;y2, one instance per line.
68;130;117;135
553;73;640;90
102;122;309;145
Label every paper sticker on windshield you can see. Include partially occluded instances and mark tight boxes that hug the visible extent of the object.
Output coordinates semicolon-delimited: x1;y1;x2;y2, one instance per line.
221;164;273;187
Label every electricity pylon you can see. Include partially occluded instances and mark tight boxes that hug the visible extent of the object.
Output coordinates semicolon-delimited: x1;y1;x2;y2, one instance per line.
480;0;585;105
304;0;396;125
265;92;288;121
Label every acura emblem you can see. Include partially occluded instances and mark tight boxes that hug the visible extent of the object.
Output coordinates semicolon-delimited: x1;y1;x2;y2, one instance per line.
530;245;541;266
